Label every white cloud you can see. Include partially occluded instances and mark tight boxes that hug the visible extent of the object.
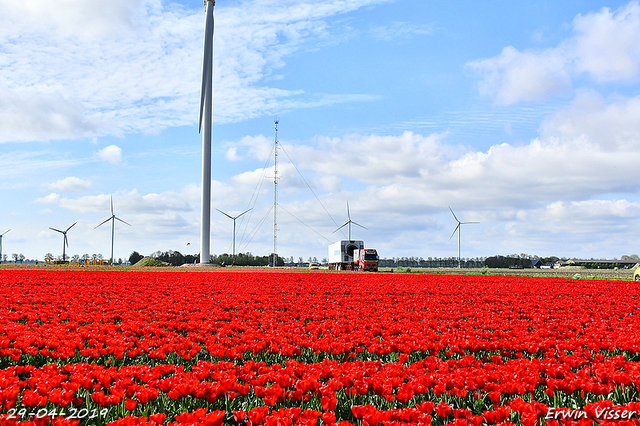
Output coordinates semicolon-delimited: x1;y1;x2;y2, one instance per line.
231;135;275;162
0;150;84;181
540;90;640;150
572;2;640;82
0;86;101;143
28;184;260;256
289;132;448;186
250;93;640;215
0;0;146;40
318;175;342;192
0;0;388;143
468;1;640;104
95;145;123;165
45;177;93;192
35;193;61;204
502;200;640;244
225;147;241;161
370;22;436;40
468;46;571;104
47;189;195;215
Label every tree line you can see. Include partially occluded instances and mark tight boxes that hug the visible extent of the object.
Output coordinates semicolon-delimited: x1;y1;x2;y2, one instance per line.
378;257;486;268
125;250;640;269
43;253;123;263
128;250;286;267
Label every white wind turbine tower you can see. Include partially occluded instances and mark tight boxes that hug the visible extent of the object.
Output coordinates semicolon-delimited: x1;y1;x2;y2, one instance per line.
49;222;77;263
216;208;251;259
448;207;478;268
198;0;215;265
0;229;10;264
95;196;131;265
334;202;367;240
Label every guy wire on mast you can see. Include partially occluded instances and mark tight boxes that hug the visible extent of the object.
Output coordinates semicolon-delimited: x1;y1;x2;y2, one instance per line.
235;117;341;258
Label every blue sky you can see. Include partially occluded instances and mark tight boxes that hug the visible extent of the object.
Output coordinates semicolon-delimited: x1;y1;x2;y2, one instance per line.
2;0;640;262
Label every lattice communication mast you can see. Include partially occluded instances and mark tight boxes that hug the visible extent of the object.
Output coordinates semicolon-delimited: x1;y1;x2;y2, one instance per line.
273;119;279;267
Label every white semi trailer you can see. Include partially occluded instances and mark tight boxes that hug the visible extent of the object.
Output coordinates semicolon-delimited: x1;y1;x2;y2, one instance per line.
328;240;364;270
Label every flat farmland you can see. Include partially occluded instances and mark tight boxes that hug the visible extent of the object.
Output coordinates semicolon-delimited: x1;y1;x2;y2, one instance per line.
379;267;637;281
1;268;640;425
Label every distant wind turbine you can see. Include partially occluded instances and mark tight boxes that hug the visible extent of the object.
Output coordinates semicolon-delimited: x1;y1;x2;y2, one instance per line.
50;222;77;263
216;208;251;258
0;229;10;263
198;0;215;264
95;196;131;265
448;207;478;268
334;202;367;241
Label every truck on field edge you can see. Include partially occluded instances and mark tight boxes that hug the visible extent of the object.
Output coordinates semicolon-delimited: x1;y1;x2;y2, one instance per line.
328;240;379;271
354;248;379;272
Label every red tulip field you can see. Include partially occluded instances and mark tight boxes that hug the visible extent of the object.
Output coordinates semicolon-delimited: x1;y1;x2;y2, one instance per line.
1;269;640;426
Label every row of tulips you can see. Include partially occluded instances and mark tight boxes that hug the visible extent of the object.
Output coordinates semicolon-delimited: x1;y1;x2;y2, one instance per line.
3;271;640;365
0;354;639;408
2;269;640;425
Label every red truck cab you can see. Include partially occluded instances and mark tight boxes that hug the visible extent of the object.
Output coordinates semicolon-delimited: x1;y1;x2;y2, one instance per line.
355;248;379;272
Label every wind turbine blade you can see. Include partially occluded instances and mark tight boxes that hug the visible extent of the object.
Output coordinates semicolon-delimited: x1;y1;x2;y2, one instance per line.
448;206;460;223
449;224;460;241
110;196;114;215
115;217;131;226
216;208;234;220
333;222;349;233
236;208;252;219
66;222;77;232
50;227;63;233
95;218;111;229
346;201;351;221
1;229;10;236
198;2;214;133
351;221;368;230
461;221;480;224
64;235;69;247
